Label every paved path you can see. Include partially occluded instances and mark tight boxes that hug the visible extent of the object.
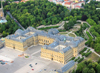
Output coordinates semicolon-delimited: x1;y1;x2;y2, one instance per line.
7;11;25;30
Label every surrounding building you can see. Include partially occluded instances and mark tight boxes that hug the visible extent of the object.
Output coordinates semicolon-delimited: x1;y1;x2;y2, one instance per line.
0;1;7;23
21;0;30;3
96;0;100;1
48;0;85;9
13;1;20;4
5;27;85;64
57;60;77;73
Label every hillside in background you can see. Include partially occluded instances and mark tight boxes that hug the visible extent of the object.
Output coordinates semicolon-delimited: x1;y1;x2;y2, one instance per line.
4;0;69;28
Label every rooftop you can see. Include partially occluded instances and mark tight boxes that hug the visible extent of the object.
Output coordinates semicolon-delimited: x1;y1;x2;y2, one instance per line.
6;27;84;53
57;60;75;73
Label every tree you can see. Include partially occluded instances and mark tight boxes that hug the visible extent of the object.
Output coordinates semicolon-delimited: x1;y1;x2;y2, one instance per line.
96;64;100;73
86;18;96;26
72;70;76;73
98;58;100;64
94;43;100;53
64;22;68;30
82;67;89;73
81;15;88;21
88;68;95;73
95;37;100;43
76;62;85;73
86;37;93;46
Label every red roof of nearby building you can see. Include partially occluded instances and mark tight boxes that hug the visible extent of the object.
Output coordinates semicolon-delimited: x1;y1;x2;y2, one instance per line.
64;0;69;1
14;1;19;4
65;2;71;5
65;2;72;5
72;1;85;5
75;5;81;8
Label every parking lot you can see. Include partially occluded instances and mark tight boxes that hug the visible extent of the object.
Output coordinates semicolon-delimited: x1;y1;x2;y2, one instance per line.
0;45;64;73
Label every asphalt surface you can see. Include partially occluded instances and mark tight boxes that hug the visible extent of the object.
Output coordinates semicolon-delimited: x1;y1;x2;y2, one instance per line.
0;45;64;73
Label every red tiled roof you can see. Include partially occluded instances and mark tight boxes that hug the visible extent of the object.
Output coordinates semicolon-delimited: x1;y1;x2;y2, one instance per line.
75;5;81;8
65;2;71;5
64;0;69;1
14;1;19;4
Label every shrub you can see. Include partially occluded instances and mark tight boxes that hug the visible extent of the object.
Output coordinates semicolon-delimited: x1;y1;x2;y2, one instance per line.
58;29;66;32
69;57;75;61
85;51;92;57
87;49;90;52
39;26;59;30
79;47;87;54
78;57;84;63
78;57;80;59
86;31;92;38
71;57;75;60
82;53;86;56
75;59;78;62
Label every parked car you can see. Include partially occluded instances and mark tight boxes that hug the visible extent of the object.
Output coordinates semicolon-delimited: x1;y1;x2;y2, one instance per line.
29;64;33;68
32;69;34;71
35;63;37;65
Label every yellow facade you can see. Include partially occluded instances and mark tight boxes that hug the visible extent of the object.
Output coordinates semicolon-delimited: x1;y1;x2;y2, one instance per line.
5;35;54;51
41;40;85;64
5;27;85;65
75;0;79;3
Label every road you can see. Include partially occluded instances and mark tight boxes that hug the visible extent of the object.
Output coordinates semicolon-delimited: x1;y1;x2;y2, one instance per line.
7;11;25;30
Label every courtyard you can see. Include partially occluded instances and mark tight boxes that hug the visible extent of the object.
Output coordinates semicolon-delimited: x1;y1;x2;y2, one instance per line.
0;45;64;73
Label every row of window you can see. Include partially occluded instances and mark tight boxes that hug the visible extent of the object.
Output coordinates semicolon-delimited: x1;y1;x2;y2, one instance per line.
38;39;50;43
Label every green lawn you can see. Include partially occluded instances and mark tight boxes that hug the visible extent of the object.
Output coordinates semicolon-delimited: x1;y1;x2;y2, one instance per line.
85;53;100;62
68;33;75;37
59;32;68;34
38;26;59;30
86;31;92;38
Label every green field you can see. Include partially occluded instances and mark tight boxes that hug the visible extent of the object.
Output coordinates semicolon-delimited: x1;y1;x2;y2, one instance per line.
59;32;68;35
84;53;100;62
68;33;75;37
38;26;59;30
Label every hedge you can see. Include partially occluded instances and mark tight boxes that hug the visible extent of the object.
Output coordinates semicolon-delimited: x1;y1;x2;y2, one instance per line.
69;57;75;61
58;29;66;32
86;31;92;38
75;59;78;62
78;57;84;63
85;51;92;57
78;57;80;59
79;47;87;54
82;53;86;56
71;57;75;60
87;49;90;52
38;26;59;30
75;57;80;62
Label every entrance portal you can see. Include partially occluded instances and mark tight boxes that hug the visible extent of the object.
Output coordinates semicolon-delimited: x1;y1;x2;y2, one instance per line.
51;58;53;60
13;46;15;49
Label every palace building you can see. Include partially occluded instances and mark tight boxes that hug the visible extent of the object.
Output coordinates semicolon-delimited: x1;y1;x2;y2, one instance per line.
5;27;85;64
57;60;77;73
